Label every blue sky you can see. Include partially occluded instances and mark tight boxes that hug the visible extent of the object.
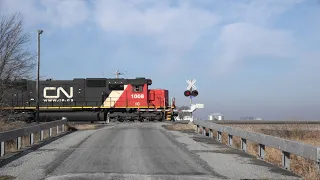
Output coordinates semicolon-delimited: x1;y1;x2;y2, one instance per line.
1;0;320;120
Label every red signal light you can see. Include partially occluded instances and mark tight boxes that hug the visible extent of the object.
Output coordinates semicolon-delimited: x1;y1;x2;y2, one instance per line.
184;90;191;97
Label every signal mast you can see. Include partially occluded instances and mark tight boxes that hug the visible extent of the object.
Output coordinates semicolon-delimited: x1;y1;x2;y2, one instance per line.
184;79;198;105
173;79;203;122
114;70;125;79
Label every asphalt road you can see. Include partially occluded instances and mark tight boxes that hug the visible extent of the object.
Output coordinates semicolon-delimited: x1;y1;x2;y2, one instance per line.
0;122;301;180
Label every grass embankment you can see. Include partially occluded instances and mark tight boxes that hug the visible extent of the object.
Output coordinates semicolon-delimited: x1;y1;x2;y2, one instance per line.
162;123;197;133
0;120;27;132
164;122;320;180
0;175;15;180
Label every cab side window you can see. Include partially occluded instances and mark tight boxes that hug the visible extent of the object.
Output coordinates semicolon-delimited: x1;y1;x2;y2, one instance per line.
133;85;143;92
109;84;124;90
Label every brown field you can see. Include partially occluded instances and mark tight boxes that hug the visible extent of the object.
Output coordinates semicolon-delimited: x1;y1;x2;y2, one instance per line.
164;122;320;180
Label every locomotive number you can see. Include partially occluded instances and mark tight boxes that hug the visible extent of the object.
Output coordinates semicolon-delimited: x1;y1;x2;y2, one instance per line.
131;94;144;99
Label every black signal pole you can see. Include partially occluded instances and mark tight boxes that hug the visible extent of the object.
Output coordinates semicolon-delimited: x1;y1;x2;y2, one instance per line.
36;30;43;124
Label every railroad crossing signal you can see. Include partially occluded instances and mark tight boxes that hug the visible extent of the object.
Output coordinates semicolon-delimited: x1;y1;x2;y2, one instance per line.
184;79;198;98
186;79;197;90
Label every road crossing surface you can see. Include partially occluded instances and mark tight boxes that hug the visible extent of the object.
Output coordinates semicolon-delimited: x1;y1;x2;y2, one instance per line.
0;122;300;180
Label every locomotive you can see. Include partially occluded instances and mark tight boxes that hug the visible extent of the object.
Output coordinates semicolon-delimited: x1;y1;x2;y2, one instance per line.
1;76;178;122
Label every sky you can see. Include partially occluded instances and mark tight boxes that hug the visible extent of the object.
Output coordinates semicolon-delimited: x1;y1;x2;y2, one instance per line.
1;0;320;120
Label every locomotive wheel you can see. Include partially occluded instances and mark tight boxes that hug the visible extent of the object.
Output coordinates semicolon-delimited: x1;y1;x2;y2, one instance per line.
139;118;144;122
118;117;125;122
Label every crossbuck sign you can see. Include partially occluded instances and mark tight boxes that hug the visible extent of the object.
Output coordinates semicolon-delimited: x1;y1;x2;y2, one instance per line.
186;79;197;90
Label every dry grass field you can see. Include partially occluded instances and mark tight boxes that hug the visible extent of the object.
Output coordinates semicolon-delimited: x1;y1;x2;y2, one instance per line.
222;123;320;180
0;120;27;132
164;122;320;180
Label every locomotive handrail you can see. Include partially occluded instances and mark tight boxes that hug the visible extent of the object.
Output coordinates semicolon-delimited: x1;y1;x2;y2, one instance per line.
4;100;171;108
193;120;320;171
0;117;68;157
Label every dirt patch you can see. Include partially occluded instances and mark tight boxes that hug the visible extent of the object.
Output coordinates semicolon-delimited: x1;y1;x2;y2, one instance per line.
66;123;99;131
0;175;15;180
162;123;197;132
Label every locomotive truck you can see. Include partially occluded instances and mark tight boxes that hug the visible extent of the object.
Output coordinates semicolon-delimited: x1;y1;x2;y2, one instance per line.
1;77;178;122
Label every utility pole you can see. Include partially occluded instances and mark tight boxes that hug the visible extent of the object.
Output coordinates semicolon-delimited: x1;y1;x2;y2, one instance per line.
115;70;120;78
114;70;124;78
36;30;43;124
190;87;193;105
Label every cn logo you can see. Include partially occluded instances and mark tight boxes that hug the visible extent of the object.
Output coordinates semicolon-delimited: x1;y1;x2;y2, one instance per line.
43;87;73;99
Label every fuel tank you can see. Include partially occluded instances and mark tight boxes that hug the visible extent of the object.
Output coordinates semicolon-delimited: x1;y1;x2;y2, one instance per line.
37;111;104;122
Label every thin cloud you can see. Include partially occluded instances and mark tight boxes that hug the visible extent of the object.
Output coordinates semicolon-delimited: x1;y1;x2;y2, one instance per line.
92;0;220;52
0;0;90;29
1;0;320;120
0;0;316;76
